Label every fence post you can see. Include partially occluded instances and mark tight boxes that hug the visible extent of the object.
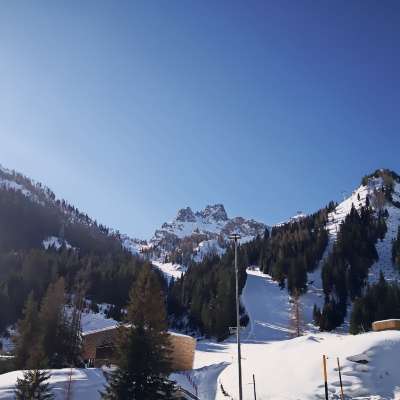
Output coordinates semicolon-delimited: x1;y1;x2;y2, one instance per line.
323;355;328;400
337;357;344;400
252;374;257;400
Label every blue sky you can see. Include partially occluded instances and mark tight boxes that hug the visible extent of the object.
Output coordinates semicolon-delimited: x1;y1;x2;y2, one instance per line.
1;1;399;238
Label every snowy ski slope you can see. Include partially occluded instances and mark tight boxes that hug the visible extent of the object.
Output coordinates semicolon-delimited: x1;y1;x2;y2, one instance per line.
194;269;400;400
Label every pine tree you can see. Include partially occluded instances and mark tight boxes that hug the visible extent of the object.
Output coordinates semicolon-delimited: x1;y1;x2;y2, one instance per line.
350;272;400;334
313;304;321;326
14;369;54;400
102;264;174;400
13;292;43;369
37;278;75;368
67;288;84;366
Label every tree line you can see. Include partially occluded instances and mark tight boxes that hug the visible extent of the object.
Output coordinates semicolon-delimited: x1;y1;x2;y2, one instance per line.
254;206;332;295
0;248;149;335
314;203;386;331
167;249;246;341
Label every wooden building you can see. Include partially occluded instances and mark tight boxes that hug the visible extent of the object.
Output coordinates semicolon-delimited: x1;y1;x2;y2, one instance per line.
82;325;196;371
372;319;400;332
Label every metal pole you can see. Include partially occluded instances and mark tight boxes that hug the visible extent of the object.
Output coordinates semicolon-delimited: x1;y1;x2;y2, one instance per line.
337;357;344;400
252;374;257;400
323;355;328;400
233;235;243;400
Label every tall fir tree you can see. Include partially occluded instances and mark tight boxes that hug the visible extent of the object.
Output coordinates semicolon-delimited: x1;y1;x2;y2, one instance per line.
38;278;68;367
37;278;79;368
102;264;174;400
13;292;43;369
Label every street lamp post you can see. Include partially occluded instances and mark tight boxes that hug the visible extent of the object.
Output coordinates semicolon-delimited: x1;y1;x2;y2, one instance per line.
229;233;243;400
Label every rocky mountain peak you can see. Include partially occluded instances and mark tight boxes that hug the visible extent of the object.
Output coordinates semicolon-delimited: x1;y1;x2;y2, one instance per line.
197;204;228;222
176;207;196;222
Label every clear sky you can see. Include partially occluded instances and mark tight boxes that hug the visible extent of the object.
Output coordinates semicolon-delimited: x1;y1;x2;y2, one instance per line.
1;1;399;239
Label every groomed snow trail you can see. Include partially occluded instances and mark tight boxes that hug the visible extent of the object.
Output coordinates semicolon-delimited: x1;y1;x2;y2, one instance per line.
241;269;293;342
194;268;295;399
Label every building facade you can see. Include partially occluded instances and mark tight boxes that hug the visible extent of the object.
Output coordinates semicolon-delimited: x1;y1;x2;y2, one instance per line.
82;325;196;371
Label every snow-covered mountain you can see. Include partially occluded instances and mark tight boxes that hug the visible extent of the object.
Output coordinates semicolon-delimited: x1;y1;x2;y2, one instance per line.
324;170;400;283
0;163;145;253
152;204;266;243
148;204;267;262
0;164;56;206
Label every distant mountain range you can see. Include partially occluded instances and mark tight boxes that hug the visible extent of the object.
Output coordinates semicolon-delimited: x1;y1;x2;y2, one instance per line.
0;163;266;262
2;164;400;275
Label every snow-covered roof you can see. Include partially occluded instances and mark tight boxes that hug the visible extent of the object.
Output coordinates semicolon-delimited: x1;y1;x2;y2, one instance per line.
82;324;195;340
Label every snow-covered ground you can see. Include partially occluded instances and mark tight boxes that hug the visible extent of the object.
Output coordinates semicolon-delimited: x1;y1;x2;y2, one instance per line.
0;368;107;400
152;261;187;283
242;269;293;342
212;331;400;400
193;269;400;400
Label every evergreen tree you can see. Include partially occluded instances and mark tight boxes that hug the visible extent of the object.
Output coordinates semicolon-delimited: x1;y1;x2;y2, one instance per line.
102;264;174;400
350;272;400;334
37;278;76;368
318;204;385;330
13;292;43;369
14;369;54;400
